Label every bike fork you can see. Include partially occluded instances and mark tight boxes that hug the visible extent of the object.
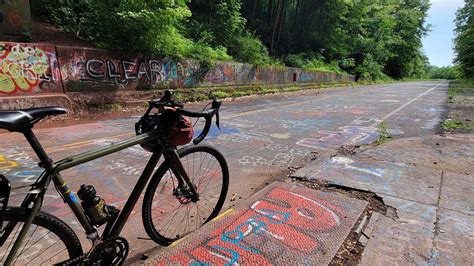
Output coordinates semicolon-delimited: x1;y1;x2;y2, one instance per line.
167;150;199;200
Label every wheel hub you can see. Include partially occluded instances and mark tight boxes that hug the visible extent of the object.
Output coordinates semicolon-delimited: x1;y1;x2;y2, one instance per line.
173;186;199;204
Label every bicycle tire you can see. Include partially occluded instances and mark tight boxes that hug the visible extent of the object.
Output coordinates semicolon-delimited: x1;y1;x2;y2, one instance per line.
0;207;83;265
142;144;229;246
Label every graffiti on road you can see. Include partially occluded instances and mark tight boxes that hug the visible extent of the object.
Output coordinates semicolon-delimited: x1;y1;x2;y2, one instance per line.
296;126;379;150
157;187;345;265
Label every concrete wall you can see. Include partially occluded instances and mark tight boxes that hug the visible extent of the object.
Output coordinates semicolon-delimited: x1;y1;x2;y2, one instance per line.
0;42;63;95
0;41;355;109
57;46;354;92
0;0;31;36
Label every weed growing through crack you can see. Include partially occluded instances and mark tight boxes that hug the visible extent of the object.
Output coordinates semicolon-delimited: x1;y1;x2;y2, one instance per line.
374;122;392;145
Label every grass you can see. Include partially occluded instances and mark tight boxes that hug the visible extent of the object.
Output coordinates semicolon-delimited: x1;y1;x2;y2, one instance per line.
441;119;474;131
374;121;393;145
174;83;342;102
448;78;474;103
102;103;124;110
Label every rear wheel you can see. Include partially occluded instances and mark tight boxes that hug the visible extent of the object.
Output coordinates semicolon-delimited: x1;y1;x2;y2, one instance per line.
0;207;82;265
142;144;229;245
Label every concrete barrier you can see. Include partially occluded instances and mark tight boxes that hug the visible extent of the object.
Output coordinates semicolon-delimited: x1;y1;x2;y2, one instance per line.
0;41;355;110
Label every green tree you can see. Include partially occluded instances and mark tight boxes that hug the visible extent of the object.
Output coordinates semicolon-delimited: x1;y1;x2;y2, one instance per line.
454;0;474;77
384;0;431;79
31;0;432;79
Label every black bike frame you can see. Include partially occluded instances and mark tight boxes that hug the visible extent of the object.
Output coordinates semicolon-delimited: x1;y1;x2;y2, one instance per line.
3;128;192;264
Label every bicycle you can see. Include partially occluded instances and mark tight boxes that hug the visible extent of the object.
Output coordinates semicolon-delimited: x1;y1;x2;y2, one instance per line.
0;90;229;265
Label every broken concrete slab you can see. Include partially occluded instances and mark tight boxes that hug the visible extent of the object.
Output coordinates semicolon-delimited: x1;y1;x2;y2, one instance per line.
430;209;474;265
294;134;474;265
293;135;474;205
361;196;436;265
146;181;368;265
440;172;474;215
297;155;441;205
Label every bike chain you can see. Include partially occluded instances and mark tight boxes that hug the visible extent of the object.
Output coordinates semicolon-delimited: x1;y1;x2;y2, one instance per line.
87;236;129;265
60;236;129;265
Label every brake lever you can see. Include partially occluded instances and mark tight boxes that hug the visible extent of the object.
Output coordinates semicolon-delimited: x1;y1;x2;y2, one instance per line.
212;100;222;129
216;111;221;130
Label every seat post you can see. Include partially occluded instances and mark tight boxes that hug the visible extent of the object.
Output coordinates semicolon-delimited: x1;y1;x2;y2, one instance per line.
22;129;54;170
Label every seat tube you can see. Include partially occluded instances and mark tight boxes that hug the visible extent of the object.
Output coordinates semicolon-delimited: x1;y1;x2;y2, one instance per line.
22;129;53;170
52;172;96;235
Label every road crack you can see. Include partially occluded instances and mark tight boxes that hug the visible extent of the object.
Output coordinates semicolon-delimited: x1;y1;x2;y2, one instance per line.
427;170;445;263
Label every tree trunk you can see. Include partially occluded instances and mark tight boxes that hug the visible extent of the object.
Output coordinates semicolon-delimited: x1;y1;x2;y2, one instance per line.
276;0;287;50
271;0;284;55
292;0;300;32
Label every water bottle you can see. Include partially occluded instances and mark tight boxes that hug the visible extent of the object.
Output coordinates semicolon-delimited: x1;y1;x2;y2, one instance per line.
77;184;111;226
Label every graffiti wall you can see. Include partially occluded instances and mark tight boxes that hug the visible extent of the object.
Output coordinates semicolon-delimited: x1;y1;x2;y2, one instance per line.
57;46;355;92
0;42;63;95
0;41;354;98
57;46;202;91
0;0;31;36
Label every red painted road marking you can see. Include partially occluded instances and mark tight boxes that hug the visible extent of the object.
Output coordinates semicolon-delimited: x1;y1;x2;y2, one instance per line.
154;187;350;265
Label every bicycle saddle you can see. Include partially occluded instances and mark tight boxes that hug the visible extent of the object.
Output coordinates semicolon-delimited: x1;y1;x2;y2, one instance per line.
0;107;67;132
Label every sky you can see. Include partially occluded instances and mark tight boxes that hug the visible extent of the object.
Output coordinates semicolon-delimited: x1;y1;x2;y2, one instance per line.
422;0;465;67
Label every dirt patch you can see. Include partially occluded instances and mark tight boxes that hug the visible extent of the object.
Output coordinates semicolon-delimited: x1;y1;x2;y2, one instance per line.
30;19;96;48
336;144;360;156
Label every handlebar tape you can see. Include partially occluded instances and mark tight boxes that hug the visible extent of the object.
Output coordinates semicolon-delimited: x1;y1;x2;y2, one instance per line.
177;100;221;145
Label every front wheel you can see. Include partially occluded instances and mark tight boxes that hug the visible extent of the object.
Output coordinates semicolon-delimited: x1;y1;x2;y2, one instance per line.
0;207;83;265
142;144;229;246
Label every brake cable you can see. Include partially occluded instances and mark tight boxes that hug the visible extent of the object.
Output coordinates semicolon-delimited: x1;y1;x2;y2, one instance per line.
192;102;212;127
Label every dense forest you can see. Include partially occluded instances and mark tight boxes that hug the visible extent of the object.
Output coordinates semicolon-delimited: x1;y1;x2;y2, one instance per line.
454;0;473;78
32;0;470;80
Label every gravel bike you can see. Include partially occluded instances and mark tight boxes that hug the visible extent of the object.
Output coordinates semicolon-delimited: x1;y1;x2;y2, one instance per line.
0;90;229;265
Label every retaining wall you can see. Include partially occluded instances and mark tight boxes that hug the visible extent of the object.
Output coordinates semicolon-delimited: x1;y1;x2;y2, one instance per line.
0;41;355;109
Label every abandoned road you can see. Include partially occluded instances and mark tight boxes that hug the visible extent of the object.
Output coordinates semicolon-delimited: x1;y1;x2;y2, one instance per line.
0;81;448;260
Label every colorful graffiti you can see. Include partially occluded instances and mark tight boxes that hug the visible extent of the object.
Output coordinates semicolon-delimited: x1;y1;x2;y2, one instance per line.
0;0;31;35
296;126;379;150
151;184;368;264
0;42;62;95
0;42;354;99
58;47;199;90
57;45;354;92
157;187;349;265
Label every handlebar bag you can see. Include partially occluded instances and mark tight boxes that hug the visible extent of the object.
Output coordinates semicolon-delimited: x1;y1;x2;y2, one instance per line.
169;115;194;146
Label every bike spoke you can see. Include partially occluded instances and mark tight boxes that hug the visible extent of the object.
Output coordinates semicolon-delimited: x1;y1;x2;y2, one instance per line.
2;222;21;261
39;245;67;265
14;224;38;263
28;237;63;263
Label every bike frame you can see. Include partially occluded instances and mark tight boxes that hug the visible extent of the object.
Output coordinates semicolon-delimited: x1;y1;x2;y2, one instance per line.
3;127;194;264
